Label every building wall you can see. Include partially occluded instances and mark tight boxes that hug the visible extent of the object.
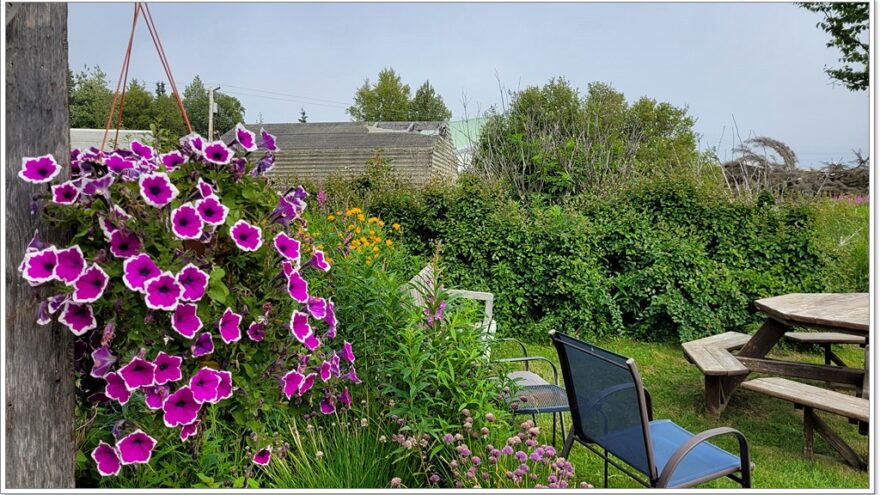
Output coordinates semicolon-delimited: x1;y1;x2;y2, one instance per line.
70;128;152;152
268;147;439;185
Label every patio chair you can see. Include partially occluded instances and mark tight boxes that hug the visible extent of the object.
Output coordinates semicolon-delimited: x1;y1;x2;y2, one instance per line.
550;330;753;488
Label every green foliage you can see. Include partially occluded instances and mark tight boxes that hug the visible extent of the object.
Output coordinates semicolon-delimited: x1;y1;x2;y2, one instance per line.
183;76;246;138
408;81;452;121
812;196;869;292
347;69;451;122
799;2;869;91
69;65;114;128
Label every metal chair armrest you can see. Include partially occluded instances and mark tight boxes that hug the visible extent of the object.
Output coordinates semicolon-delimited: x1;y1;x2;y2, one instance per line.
656;426;752;488
496;356;559;386
492;337;529;358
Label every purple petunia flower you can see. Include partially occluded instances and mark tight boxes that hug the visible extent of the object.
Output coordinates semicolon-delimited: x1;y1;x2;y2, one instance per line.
20;247;58;285
82;174;115;198
180;420;200;442
59;302;97;335
122;254;161;293
286;270;309;303
36;300;52;326
55;245;86;285
144;272;183;311
196;178;215;198
203;141;233;165
105;153;136;174
234;123;257;152
52;181;80;205
92;441;122;476
218;308;242;344
171;303;202;339
230;220;262;251
346;366;362;384
118;357;156;391
299;373;316;396
98;216;119;240
109;230;142;259
329;353;341;377
189;367;222;404
290;310;312;344
320;398;336;415
247;321;266;342
307;296;327;320
191;332;214;358
153;351;183;385
130;140;155;161
181;133;205;156
325;300;338;338
90;346;118;379
253;446;272;466
342;341;356;363
319;361;331;382
211;370;233;404
303;333;321;351
104;372;131;405
260;128;279;151
143;385;170;410
338;387;351;408
163;385;201;428
171;204;204;240
281;370;304;399
139;173;179;208
250;151;275;177
306;250;330;272
176;264;209;302
194;195;229;226
273;232;301;262
72;264;109;303
159;150;186;171
18;154;61;183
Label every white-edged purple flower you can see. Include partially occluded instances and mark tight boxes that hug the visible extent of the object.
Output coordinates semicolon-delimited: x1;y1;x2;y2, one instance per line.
210;370;233;404
273;232;301;262
118;357;156;391
286;270;309;303
307;297;327;320
299;373;316;396
303;334;321;351
72;264;109;303
306;250;331;272
143;385;170;410
319;361;332;382
290;310;312;344
196;178;215;197
325;300;338;339
153;351;183;385
160;150;187;171
171;204;204;240
144;272;183;311
82;175;115;198
246;321;266;342
18;154;61;183
181;133;205;156
104;372;131;405
230;220;262;251
281;259;295;279
320;398;336;415
234;123;257;152
122;254;161;293
139;172;179;208
109;230;142;259
163;385;201;427
59;302;97;335
203;141;233;165
172;303;202;339
195;195;229;226
339;387;352;408
98;216;119;240
253;446;272;466
105;154;136;174
281;370;303;400
189;367;222;404
177;264;209;302
20;247;58;285
47;293;70;314
191;332;214;357
36;300;51;326
342;341;356;363
130;140;155;161
117;429;156;465
260;128;279;151
55;245;86;285
180;420;200;442
346;367;362;384
52;181;80;205
218;308;242;344
91;441;122;476
90;346;118;378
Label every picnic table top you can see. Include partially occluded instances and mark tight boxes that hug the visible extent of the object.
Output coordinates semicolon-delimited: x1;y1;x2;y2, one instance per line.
754;293;869;334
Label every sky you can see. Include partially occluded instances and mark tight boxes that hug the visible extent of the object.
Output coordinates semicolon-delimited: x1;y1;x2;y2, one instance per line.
67;2;870;168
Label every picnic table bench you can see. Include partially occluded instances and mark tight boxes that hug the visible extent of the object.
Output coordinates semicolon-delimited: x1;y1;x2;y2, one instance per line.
783;332;866;367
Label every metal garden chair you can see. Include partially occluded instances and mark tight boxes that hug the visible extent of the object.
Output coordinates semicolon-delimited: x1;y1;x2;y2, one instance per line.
550;330;753;488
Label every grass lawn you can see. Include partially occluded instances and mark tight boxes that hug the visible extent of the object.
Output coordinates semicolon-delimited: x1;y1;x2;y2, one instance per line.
495;337;870;489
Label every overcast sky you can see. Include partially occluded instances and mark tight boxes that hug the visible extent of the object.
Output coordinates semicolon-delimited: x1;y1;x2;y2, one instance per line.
67;2;870;167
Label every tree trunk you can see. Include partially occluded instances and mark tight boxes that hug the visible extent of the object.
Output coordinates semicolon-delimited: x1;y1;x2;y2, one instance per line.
5;3;74;488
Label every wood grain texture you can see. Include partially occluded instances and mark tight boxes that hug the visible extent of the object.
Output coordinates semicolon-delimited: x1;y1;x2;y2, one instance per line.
5;3;74;488
754;293;869;333
735;356;864;385
741;377;869;422
783;332;866;345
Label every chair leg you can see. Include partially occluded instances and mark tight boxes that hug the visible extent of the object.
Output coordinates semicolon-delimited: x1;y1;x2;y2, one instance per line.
604;449;609;488
551;412;558;448
561;426;575;458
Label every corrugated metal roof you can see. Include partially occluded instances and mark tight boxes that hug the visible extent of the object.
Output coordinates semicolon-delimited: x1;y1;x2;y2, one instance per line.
222;122;448;150
70;128;152;152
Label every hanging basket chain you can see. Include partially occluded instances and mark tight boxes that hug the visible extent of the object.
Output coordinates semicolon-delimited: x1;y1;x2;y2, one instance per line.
141;3;192;135
101;3;140;151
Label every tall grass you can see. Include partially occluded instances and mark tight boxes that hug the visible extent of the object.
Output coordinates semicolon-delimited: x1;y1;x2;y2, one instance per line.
813;196;869;292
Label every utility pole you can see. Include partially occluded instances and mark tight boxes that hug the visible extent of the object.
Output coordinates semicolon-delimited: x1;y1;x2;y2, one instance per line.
208;85;220;139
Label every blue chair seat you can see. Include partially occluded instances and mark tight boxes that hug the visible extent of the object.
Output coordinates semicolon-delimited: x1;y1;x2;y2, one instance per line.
597;419;742;488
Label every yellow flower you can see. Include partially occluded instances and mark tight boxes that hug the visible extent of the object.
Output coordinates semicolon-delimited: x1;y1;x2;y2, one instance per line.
369;230;376;236
379;220;386;227
336;210;343;216
326;257;334;264
327;215;336;221
372;246;380;253
392;223;401;230
357;214;366;222
386;239;393;247
316;244;324;250
368;216;378;223
355;226;362;234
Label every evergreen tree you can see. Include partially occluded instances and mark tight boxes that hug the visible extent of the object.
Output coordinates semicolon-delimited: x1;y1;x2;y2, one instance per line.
298;108;308;123
408;81;452;121
68;65;114;128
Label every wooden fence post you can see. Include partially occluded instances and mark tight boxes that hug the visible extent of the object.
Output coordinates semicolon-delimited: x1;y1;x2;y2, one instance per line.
5;3;75;488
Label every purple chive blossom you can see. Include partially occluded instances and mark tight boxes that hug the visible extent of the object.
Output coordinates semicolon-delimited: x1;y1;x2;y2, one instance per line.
55;245;86;285
286;270;309;303
253;446;272;466
218;308;243;344
116;429;157;465
180;420;200;442
52;181;80;205
129;140;155;160
59;302;97;336
197;178;215;198
72;264;109;303
273;232;301;262
153;352;183;385
20;247;58;285
342;341;356;363
176;264;209;302
118;357;156;391
82;174;115;198
105;154;135;174
281;370;304;399
195;195;229;226
211;370;233;403
90;346;118;378
319;361;332;382
104;372;132;405
339;387;352;408
306;250;331;272
307;296;328;320
191;332;214;358
172;303;203;339
230;220;263;251
247;321;266;342
160;150;186;170
92;441;122;476
139;173;179;208
122;254;161;293
143;386;170;410
171;204;204;240
203;141;233;165
299;373;316;396
320;398;336;414
260;128;279;151
234;123;257;152
18;155;61;183
144;272;183;311
290;310;312;344
163;385;201;427
189;367;222;404
109;230;142;259
325;300;338;338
